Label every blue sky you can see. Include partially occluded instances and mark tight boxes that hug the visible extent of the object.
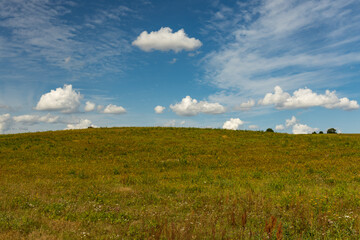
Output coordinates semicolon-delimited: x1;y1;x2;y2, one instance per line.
1;0;360;134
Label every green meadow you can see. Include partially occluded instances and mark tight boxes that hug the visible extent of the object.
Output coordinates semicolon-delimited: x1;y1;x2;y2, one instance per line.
0;127;360;239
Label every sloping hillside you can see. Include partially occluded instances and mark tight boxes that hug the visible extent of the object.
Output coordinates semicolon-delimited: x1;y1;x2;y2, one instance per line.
0;128;359;239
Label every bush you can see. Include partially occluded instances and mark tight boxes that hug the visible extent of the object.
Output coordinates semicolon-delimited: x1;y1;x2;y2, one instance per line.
312;131;317;134
266;128;274;133
327;128;337;134
319;131;323;134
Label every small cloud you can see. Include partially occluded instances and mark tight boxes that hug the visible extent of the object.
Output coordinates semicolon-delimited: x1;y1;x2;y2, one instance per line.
163;119;186;127
102;104;126;114
35;84;82;113
188;51;200;57
222;118;244;130
84;101;96;112
64;56;71;64
292;123;318;134
169;58;177;64
13;114;60;125
0;113;12;134
154;105;165;114
170;96;226;116
65;119;96;130
132;27;202;52
248;124;259;130
279;116;318;134
235;99;255;111
164;119;176;127
259;86;359;110
275;124;285;130
285;116;297;127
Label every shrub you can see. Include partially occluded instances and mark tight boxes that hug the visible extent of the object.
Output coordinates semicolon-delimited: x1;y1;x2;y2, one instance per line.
312;131;317;134
327;128;337;134
319;131;323;134
266;128;274;133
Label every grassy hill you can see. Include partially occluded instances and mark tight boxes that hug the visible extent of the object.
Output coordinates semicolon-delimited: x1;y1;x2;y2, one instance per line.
0;127;360;239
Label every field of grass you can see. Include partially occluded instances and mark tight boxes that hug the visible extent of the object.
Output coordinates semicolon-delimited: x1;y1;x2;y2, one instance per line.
0;127;360;239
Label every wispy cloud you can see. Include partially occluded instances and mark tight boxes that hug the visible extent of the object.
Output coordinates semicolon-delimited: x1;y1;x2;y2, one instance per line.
203;0;360;98
0;0;133;79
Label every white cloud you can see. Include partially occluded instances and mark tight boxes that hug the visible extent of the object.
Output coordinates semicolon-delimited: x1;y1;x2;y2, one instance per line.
163;119;186;127
0;113;12;133
84;101;96;112
64;56;71;64
275;124;285;130
235;99;255;111
203;0;360;96
132;27;202;52
292;123;318;134
102;104;126;114
0;1;132;77
285;116;297;127
65;119;96;130
248;124;259;130
170;96;226;116
281;116;318;134
35;84;82;113
154;105;165;114
259;86;359;110
164;120;176;127
222;118;244;130
170;58;177;64
13;114;59;125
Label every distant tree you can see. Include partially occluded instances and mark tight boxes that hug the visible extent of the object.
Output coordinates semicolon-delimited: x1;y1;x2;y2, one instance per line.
327;128;337;134
266;128;274;133
319;131;324;134
312;131;317;134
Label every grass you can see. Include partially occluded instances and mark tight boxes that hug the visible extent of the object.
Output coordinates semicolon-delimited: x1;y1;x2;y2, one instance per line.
0;127;360;239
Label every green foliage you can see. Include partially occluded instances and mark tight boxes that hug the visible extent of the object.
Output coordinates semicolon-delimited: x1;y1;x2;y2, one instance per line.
0;127;360;238
327;128;337;134
266;128;274;132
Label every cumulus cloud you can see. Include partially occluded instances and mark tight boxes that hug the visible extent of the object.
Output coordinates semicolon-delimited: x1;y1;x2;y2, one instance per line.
0;113;12;133
223;118;244;130
275;124;285;131
84;101;96;112
285;116;297;127
65;119;96;130
292;123;318;134
154;105;165;114
13;114;59;125
235;99;255;111
170;96;226;116
102;104;126;114
259;86;359;110
132;27;202;52
281;116;318;134
35;84;82;113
